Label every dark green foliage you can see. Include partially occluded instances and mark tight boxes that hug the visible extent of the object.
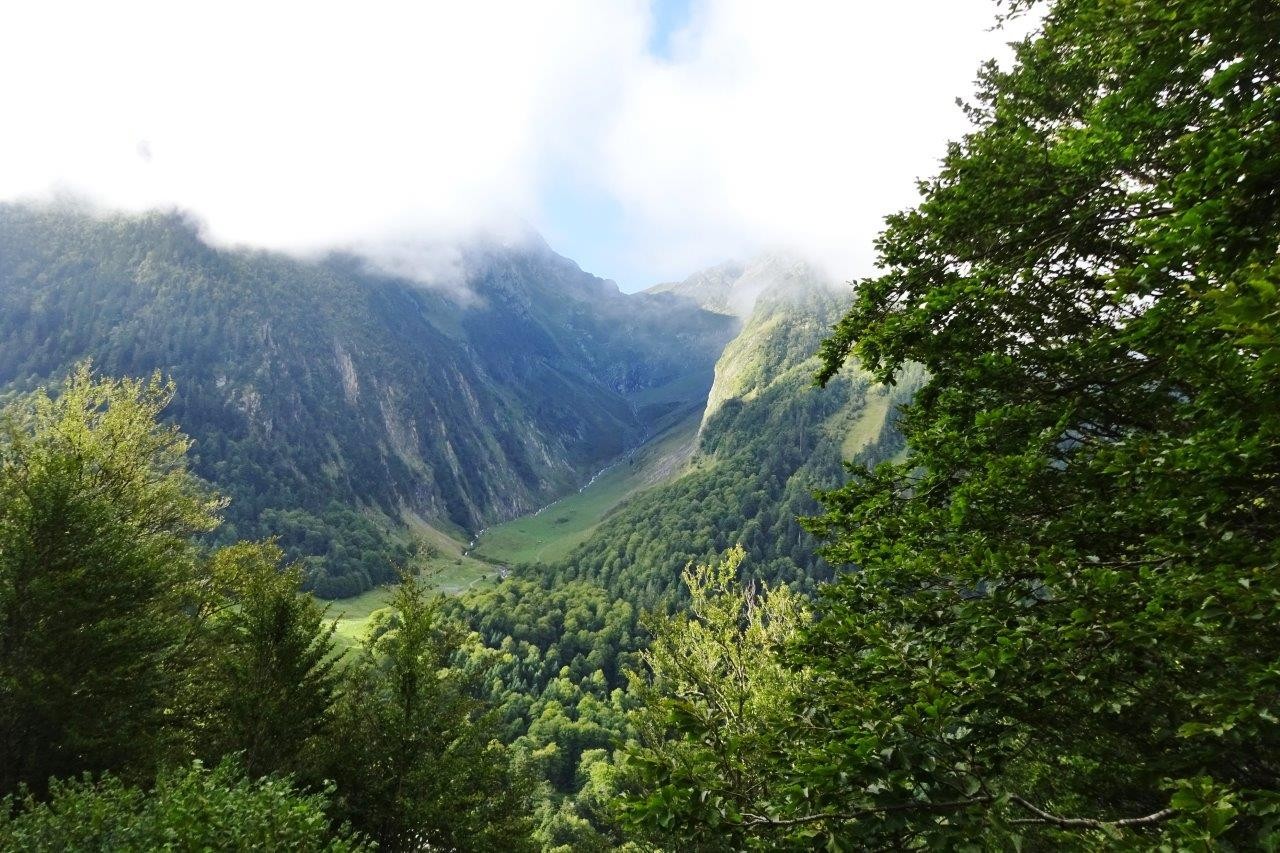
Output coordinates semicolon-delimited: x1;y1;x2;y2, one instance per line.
531;750;631;853
794;0;1280;847
329;573;537;851
0;204;735;595
0;366;220;794
613;0;1280;848
0;759;367;851
450;578;641;781
0;365;537;848
191;542;340;780
443;579;640;846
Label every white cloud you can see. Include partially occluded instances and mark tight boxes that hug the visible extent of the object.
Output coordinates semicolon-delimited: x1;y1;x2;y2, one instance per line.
594;0;1036;285
0;0;1031;289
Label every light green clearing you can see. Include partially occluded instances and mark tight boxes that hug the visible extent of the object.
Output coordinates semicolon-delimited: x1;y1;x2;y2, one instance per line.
324;518;497;653
839;383;893;459
471;407;702;566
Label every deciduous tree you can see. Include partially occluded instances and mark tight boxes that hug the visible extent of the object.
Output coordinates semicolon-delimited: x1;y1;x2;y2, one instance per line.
799;0;1280;846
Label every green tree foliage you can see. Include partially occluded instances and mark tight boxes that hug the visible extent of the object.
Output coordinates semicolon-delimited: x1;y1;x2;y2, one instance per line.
445;578;640;846
0;759;367;851
618;548;812;851
0;365;221;794
452;578;642;736
190;541;340;780
531;749;633;852
0;365;531;848
330;572;537;851
785;0;1280;847
548;373;846;604
441;282;916;846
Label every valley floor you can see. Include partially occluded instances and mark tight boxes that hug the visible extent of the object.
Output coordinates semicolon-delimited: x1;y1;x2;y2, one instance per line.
328;524;496;652
469;408;701;565
327;408;700;650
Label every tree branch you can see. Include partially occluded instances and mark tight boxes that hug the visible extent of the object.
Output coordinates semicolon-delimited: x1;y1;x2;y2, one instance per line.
1007;795;1174;829
742;796;992;827
742;793;1176;832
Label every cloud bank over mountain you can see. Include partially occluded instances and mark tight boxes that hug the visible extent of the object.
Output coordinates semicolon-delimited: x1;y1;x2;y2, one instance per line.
0;0;1030;289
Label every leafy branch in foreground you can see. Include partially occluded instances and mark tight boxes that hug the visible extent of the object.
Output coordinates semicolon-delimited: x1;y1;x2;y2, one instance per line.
0;758;368;851
799;0;1280;848
619;547;812;851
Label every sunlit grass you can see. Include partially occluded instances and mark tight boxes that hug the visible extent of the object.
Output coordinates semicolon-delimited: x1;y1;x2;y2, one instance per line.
472;411;700;565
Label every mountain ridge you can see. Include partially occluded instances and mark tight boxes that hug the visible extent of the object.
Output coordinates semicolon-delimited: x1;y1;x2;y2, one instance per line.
0;202;736;594
0;202;884;600
476;257;913;609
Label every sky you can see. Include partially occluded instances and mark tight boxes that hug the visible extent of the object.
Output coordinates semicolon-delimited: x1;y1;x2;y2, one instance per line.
0;1;1031;292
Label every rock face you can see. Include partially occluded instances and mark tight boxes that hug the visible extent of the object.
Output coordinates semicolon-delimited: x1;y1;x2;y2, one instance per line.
649;254;850;425
0;203;736;593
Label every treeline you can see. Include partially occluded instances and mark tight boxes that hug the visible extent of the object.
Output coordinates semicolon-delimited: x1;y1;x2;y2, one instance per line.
437;364;915;841
0;368;534;850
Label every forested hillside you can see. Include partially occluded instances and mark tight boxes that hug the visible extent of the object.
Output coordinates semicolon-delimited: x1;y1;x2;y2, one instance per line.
541;257;918;605
617;0;1280;848
0;204;735;595
429;258;919;844
0;244;901;850
0;370;538;849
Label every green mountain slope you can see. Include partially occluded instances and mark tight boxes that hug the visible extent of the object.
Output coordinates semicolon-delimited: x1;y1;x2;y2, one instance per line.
520;256;921;605
0;203;735;595
445;256;921;813
471;401;704;566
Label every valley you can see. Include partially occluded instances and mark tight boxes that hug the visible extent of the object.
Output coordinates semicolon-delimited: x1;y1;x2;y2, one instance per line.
469;403;702;566
0;200;917;846
329;409;692;651
3;5;1272;848
329;519;495;652
0;203;737;597
328;412;695;651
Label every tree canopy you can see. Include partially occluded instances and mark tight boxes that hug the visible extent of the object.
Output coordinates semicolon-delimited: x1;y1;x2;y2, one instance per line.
0;759;368;852
0;366;538;849
802;0;1280;846
0;366;221;792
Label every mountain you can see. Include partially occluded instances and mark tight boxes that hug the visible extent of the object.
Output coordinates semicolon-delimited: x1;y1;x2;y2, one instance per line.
497;255;920;605
0;203;923;827
645;253;832;321
450;256;920;809
0;203;736;595
645;261;746;316
695;254;849;423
